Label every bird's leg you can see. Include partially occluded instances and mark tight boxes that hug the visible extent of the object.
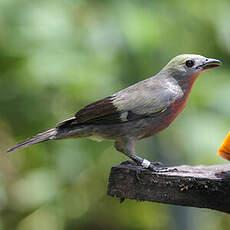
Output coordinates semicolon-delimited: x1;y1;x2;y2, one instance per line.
114;139;172;173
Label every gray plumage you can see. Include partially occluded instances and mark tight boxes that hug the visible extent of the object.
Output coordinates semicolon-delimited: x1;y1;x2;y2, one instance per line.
7;54;221;172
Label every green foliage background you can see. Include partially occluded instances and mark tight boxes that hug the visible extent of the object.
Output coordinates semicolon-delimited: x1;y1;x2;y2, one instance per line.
0;0;230;229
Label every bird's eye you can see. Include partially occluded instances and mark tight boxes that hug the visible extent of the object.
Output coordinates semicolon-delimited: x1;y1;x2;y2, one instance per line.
185;60;195;68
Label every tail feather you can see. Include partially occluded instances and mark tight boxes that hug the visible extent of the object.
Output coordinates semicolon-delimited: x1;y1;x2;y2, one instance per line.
7;128;57;152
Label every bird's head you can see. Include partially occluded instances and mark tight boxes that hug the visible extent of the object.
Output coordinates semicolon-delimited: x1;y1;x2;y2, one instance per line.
161;54;222;82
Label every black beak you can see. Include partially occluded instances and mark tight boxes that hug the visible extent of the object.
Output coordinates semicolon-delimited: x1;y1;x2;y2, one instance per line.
200;58;222;70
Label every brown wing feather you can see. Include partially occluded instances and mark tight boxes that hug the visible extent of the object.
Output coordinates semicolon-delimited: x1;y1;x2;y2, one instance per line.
74;96;117;123
56;96;118;128
56;117;76;128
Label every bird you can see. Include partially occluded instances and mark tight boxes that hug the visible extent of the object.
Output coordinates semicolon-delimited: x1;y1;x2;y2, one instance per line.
7;54;221;172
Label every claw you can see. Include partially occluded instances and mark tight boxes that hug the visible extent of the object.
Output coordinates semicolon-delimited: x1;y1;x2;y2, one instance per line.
148;165;167;172
150;161;164;167
135;167;142;181
148;164;178;173
171;167;178;172
120;160;134;166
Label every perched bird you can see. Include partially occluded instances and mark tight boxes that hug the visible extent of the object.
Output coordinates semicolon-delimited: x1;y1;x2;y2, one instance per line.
7;54;221;172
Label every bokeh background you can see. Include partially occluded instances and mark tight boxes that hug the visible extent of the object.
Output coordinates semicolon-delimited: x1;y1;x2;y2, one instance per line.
0;0;230;229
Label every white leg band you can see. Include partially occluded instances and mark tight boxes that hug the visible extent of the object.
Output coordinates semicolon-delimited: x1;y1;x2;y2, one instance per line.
141;159;151;168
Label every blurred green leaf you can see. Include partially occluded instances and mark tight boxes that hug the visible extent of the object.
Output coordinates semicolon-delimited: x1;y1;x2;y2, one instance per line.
0;0;229;229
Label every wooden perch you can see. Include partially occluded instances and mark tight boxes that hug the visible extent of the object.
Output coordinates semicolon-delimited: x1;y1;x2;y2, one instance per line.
107;161;230;213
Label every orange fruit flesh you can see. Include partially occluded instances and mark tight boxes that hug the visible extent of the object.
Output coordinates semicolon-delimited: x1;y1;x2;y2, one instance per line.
218;132;230;161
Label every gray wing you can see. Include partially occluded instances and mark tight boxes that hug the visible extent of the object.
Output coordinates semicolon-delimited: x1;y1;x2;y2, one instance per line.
112;79;183;115
57;78;184;128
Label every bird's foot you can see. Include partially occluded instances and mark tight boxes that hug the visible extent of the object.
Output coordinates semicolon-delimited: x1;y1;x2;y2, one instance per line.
141;159;177;173
150;161;164;167
148;164;177;173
